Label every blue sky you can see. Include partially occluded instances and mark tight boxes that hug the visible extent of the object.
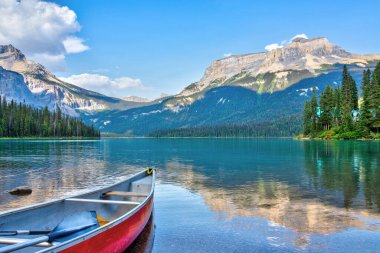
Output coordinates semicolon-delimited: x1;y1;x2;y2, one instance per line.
2;0;380;99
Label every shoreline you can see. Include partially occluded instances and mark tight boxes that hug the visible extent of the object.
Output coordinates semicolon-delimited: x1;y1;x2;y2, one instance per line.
103;135;379;141
294;136;380;141
0;137;100;140
1;136;378;141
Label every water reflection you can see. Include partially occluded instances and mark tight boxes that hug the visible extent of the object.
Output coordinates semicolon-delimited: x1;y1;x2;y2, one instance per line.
154;140;380;248
161;159;380;235
0;140;142;211
304;141;380;211
1;139;380;251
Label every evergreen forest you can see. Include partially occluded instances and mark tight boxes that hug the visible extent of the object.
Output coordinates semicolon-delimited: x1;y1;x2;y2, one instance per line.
303;63;380;139
0;97;100;138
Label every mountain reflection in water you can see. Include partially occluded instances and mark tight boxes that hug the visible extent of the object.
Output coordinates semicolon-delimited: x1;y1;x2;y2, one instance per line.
1;139;380;252
157;140;380;248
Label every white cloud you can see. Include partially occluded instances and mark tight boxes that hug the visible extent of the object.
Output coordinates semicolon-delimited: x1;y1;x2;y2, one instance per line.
31;53;66;72
0;0;89;71
223;53;232;58
264;34;309;51
291;34;309;42
264;43;284;51
59;73;149;98
63;37;89;54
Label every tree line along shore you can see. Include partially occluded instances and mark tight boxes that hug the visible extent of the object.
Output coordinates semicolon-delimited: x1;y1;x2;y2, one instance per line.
0;97;100;138
302;63;380;139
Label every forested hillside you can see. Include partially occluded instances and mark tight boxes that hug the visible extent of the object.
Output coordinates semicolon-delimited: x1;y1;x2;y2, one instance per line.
303;63;380;139
0;97;100;138
149;116;302;137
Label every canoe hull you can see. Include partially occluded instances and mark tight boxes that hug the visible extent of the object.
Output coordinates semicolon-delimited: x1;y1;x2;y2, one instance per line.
60;196;153;253
0;170;155;253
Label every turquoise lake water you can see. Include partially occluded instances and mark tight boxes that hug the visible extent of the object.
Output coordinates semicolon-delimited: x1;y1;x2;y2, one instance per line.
1;138;380;252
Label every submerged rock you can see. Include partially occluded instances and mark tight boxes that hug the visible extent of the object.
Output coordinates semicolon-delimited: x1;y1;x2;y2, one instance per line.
8;186;32;196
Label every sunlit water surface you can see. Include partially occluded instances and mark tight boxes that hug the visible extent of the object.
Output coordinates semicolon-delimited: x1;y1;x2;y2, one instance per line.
1;138;380;252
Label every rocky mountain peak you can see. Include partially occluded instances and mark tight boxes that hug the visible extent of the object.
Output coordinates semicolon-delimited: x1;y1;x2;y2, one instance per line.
0;44;58;87
272;37;351;58
177;37;379;99
0;44;26;61
292;36;327;44
290;37;309;43
0;45;132;115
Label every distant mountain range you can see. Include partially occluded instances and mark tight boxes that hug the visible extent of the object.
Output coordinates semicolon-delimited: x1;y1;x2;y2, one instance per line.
86;37;380;135
1;37;380;136
0;45;148;115
122;96;151;103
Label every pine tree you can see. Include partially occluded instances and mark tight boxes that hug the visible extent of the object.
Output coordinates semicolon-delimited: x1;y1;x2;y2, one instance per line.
358;69;372;137
303;101;312;135
341;65;351;127
341;65;357;130
319;84;335;130
371;62;380;131
333;87;341;127
310;87;319;135
350;76;359;110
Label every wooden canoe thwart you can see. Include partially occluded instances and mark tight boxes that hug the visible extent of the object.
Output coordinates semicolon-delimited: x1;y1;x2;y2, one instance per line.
104;191;148;198
0;169;156;253
65;198;141;206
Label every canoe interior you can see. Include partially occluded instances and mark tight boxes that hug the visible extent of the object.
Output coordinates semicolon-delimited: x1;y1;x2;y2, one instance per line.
0;171;154;253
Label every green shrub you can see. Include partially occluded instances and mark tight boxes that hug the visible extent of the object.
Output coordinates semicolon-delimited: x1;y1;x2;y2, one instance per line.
330;126;344;134
319;130;334;139
370;132;380;139
334;131;361;140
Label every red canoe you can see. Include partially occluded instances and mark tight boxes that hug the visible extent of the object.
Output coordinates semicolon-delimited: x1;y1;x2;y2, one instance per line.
0;169;155;253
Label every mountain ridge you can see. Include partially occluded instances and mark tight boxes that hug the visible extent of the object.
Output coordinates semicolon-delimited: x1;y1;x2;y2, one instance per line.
175;37;380;100
0;44;142;115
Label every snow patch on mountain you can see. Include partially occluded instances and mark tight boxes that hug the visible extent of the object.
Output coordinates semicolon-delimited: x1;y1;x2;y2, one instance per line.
296;86;319;97
217;98;229;104
140;109;164;116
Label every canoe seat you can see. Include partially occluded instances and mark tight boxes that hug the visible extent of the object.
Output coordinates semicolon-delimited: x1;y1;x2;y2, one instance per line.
103;191;148;198
65;198;140;205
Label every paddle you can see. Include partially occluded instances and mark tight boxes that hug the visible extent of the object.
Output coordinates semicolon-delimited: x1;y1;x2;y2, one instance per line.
0;230;51;236
0;211;99;253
